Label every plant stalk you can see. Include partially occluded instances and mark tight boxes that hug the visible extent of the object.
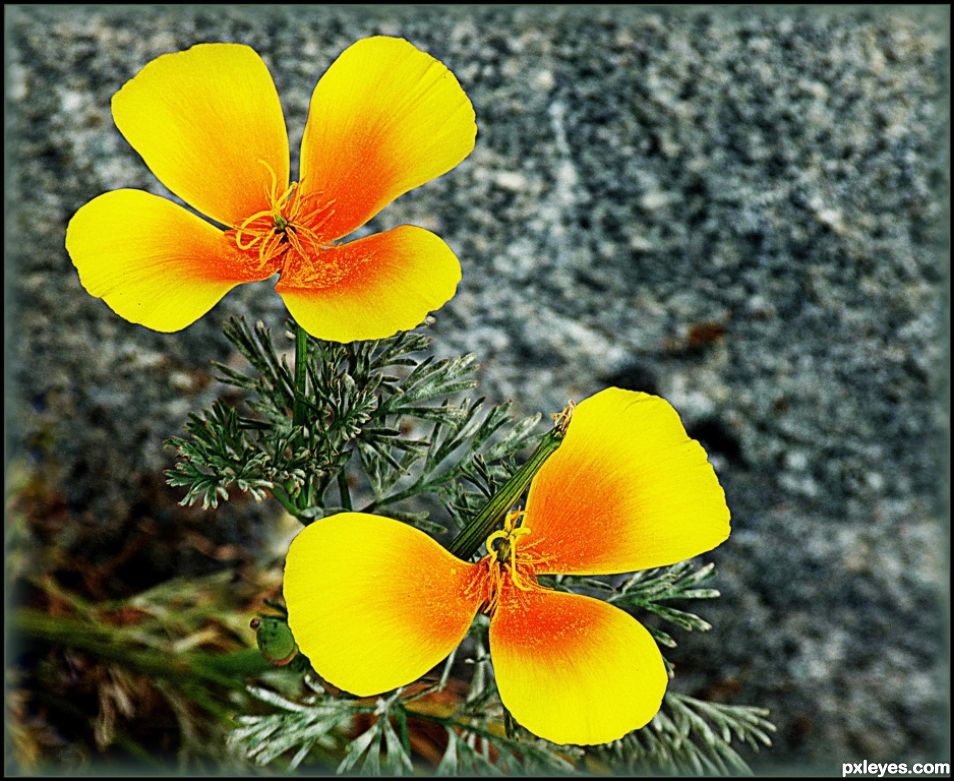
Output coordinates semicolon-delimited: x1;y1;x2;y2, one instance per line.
13;608;270;687
292;324;308;428
338;470;353;511
446;407;571;559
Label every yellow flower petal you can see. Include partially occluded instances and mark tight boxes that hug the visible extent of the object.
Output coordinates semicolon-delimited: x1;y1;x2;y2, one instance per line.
298;36;476;242
283;513;482;697
65;189;268;332
525;388;731;575
490;579;667;745
111;43;289;227
275;225;461;342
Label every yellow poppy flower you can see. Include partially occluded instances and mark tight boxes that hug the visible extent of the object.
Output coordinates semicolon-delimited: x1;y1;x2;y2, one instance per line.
65;38;475;341
283;388;732;745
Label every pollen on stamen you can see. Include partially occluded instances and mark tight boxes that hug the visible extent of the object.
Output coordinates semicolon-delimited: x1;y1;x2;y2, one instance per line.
483;517;535;595
228;169;344;283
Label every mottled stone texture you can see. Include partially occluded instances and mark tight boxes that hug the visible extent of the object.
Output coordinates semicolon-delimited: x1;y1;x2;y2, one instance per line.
6;5;948;770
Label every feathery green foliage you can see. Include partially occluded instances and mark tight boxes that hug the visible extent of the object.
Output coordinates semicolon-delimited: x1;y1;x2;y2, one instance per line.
167;318;772;775
602;693;776;775
229;606;774;775
167;317;539;536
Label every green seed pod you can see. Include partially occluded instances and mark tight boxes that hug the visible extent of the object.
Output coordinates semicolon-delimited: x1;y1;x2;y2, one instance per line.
250;615;298;666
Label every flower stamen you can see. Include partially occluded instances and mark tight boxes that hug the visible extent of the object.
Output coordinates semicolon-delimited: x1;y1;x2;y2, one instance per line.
485;510;533;591
230;161;335;272
227;166;350;289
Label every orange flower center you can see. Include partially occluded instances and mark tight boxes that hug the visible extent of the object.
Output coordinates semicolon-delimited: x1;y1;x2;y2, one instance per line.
226;160;336;277
476;510;543;614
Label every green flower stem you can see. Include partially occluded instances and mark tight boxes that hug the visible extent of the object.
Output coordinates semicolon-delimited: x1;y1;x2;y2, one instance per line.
13;608;270;688
447;421;568;560
292;324;309;428
338;470;353;511
289;323;314;515
270;483;301;517
397;706;529;755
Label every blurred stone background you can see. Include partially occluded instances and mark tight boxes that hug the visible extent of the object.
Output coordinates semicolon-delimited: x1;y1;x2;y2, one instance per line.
6;4;949;773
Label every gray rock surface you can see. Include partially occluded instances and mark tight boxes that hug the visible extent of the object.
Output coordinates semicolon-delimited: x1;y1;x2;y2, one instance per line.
6;4;949;771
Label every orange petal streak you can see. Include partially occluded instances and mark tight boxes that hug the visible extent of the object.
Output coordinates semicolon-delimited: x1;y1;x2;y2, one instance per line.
65;189;270;332
524;388;731;575
275;225;461;342
489;579;667;745
283;513;482;697
298;36;476;242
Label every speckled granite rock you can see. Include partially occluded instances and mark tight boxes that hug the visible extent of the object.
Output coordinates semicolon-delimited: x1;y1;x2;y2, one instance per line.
6;4;948;770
